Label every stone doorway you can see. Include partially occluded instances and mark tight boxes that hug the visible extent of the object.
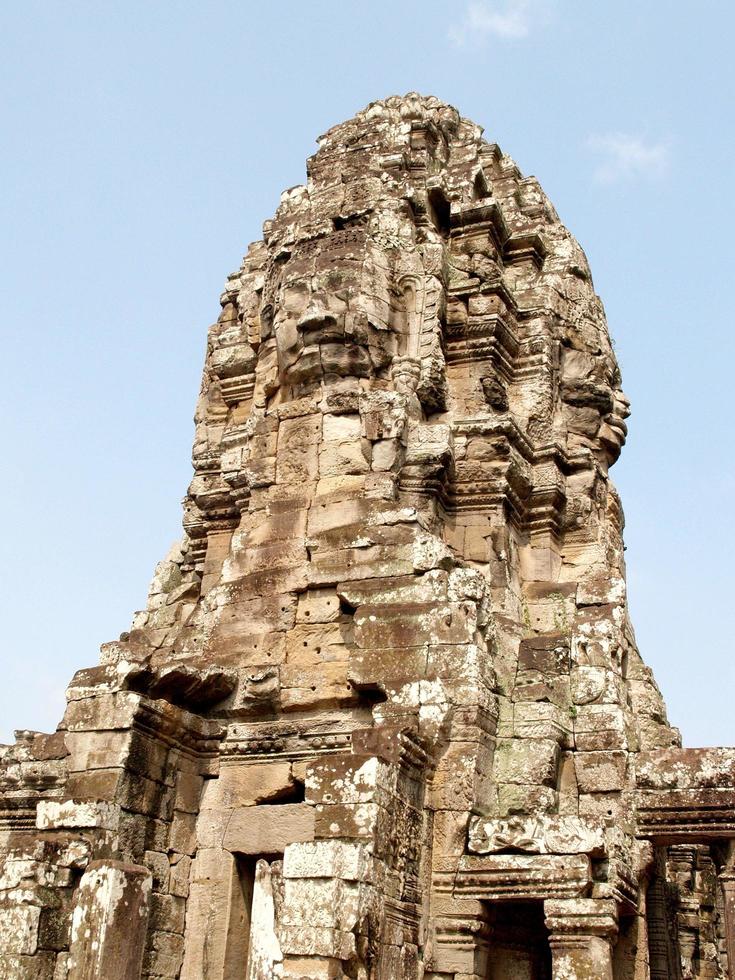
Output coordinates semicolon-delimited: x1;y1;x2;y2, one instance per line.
486;901;552;980
223;855;284;979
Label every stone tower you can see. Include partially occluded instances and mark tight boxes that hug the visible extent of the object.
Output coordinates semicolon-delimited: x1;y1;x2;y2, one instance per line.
2;94;734;980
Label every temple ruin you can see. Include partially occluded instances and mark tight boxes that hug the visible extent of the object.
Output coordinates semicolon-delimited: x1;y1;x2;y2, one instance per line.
2;93;734;979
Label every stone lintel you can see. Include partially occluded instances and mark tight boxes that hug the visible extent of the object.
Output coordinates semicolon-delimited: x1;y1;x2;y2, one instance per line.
468;814;605;856
223;802;315;854
451;853;591;900
635;747;735;842
635;789;735;842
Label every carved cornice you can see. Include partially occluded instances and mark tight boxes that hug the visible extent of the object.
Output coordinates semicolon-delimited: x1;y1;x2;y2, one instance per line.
440;853;592;901
219;374;255;407
444;312;519;376
635;747;735;843
504;232;547;271
0;798;41;832
636;790;735;842
221;718;356;762
131;697;223;762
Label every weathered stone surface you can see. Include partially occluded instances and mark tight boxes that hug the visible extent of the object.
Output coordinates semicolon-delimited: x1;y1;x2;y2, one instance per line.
468;814;605;856
66;861;152;979
1;93;733;978
223;803;315;854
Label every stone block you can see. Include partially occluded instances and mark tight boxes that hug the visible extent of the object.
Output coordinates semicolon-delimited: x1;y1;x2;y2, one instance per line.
206;591;297;634
280;878;361;929
574;750;627;793
143;930;185;978
278;925;356;960
280;662;355;711
167;810;197;855
513;702;571;745
322;413;361;442
314;802;382;839
144;849;171;892
65;766;122;801
62;690;141;731
319;440;370;477
36;800;119;831
0;905;40;955
149;893;186;935
570;666;624;706
493;738;560;787
201;761;295;809
309;544;414;585
244;508;307;546
278;414;321;451
518;633;570;675
281;957;346;979
169;854;192;898
455;852;591;901
432;740;495;812
174;768;204;814
497;784;558;817
305;755;392;806
179;849;235;980
223;803;315;853
468;814;605;856
63;730;133;774
577;791;628;826
296;588;342;623
284;622;348;666
354;601;478;649
240;539;309;577
636;747;735;790
573;704;628;751
231;560;309;596
203;626;286;666
337;569;448;607
349;645;428;691
432;809;471;857
283;840;373;882
116;770;174;819
38;904;72;951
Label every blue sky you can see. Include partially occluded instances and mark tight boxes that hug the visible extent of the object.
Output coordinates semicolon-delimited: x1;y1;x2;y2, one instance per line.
1;1;733;746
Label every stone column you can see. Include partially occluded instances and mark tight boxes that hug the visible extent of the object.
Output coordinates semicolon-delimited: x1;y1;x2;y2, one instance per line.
544;898;618;980
67;860;152;980
719;870;735;977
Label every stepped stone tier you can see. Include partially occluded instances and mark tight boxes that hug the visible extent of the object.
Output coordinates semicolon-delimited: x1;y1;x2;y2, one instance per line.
1;93;734;980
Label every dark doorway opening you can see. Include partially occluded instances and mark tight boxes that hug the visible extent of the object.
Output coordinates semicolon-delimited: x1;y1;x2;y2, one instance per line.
486;901;552;980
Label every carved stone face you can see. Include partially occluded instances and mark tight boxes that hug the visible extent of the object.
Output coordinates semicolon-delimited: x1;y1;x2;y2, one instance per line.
261;228;399;389
560;349;629;464
599;388;630;464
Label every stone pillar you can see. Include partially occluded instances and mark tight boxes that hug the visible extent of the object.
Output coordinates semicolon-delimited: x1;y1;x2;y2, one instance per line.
545;898;618;980
720;870;735;977
428;895;493;977
67;860;152;980
180;848;240;980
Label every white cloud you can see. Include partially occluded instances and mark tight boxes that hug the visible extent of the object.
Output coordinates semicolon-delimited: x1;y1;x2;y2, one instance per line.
449;0;544;45
587;133;671;184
